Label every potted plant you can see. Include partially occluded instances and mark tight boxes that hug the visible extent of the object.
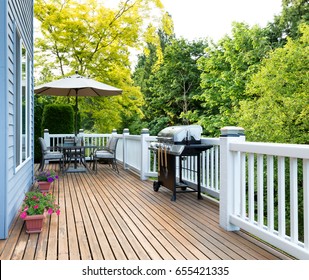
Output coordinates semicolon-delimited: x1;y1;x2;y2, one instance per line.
19;190;60;233
35;169;59;192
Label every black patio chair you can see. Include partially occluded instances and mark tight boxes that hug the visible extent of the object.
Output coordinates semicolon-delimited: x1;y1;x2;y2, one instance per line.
64;136;86;169
93;137;119;173
38;137;64;172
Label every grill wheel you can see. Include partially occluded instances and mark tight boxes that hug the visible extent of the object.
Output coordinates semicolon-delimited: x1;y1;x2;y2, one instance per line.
153;181;160;192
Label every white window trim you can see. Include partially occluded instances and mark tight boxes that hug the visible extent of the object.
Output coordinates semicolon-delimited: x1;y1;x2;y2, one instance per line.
15;28;31;171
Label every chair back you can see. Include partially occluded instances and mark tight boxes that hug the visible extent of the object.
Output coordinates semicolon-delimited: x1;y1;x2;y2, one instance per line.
64;137;75;146
38;137;48;153
109;137;119;152
104;137;112;149
75;137;83;146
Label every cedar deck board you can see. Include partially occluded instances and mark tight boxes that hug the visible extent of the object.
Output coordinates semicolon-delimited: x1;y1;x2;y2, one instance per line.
0;163;292;260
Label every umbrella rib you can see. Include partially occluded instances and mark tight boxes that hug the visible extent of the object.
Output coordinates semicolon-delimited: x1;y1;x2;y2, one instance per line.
91;88;102;96
35;87;51;95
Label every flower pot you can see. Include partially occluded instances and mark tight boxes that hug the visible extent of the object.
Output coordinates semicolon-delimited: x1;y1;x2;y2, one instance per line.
37;181;52;193
24;212;46;233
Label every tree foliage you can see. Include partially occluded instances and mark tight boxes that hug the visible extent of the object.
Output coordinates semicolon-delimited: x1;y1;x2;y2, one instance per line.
237;24;309;144
34;0;164;133
35;0;308;145
134;37;207;135
42;104;74;134
196;23;273;136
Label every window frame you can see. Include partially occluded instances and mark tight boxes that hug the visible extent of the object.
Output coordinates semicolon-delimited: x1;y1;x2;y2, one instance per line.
15;28;31;171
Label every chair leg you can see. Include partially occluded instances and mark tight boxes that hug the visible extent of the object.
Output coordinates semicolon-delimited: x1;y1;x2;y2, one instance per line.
93;157;98;174
112;158;119;173
38;160;42;171
115;160;119;173
40;158;45;171
59;157;64;173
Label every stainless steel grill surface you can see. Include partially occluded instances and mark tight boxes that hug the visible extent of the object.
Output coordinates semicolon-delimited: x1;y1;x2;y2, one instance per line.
149;125;212;201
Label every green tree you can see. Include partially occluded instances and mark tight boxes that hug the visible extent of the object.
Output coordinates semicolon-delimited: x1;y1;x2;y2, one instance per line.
237;24;309;144
42;104;74;134
280;0;309;39
265;0;309;47
34;0;164;133
196;23;273;136
135;38;207;135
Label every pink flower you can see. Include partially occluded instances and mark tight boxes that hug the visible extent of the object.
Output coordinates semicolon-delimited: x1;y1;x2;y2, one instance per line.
20;212;27;219
56;209;60;216
47;208;53;215
23;206;29;211
34;205;39;209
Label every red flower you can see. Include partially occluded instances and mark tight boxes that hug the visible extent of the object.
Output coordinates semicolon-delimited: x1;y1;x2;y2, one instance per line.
20;212;27;219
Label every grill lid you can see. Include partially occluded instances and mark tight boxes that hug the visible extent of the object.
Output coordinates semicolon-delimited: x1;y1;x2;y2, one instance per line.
157;125;202;144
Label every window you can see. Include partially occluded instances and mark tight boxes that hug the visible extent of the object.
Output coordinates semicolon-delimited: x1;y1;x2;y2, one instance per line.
15;30;31;168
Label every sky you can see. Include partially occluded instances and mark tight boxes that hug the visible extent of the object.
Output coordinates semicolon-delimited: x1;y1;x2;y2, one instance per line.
160;0;283;42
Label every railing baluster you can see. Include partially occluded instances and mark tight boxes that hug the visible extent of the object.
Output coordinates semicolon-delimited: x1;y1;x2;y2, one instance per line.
257;154;264;228
304;159;309;250
215;146;219;192
210;148;214;189
248;153;255;223
278;156;286;238
233;151;241;216
206;150;212;188
267;155;274;232
290;157;298;243
240;152;246;219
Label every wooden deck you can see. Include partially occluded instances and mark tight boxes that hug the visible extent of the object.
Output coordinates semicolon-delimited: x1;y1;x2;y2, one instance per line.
0;163;292;260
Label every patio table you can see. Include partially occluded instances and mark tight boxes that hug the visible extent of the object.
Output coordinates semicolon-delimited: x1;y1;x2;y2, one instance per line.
57;143;97;173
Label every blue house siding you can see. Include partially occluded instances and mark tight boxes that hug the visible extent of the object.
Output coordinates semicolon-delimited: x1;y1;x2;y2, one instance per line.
0;0;8;240
0;0;34;239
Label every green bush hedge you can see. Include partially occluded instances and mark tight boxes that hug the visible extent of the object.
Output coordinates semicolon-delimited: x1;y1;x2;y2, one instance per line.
41;104;74;134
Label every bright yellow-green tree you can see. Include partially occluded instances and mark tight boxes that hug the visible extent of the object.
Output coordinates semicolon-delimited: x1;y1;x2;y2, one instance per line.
34;0;164;133
237;24;309;144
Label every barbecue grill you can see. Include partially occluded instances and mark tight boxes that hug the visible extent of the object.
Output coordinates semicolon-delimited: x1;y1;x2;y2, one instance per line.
149;125;212;201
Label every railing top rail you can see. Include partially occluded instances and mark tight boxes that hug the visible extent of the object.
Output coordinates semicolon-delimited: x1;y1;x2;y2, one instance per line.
230;142;309;159
124;135;142;141
201;137;220;145
83;133;112;137
47;133;75;137
48;133;112;137
145;135;158;142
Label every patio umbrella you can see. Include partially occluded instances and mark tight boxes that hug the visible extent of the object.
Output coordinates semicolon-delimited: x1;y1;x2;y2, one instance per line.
34;73;122;134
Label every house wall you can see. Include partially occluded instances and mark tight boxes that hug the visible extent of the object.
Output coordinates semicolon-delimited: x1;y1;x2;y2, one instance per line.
0;0;34;239
0;0;8;239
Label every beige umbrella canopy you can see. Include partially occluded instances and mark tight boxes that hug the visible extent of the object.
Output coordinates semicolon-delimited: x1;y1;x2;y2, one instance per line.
34;73;122;134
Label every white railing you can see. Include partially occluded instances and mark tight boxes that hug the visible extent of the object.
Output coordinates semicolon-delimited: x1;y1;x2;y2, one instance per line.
220;127;309;260
43;126;309;259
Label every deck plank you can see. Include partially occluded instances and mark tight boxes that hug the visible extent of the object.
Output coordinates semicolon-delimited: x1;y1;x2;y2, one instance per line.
57;175;69;260
0;163;293;260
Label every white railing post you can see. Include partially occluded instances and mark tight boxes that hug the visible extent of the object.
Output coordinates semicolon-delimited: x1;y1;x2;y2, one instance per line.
43;129;50;164
140;128;150;180
112;129;117;136
123;128;129;170
43;129;50;146
219;126;245;231
78;129;84;140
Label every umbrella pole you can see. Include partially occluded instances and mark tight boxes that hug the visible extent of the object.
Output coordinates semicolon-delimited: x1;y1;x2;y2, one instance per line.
75;89;78;136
